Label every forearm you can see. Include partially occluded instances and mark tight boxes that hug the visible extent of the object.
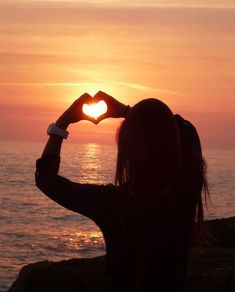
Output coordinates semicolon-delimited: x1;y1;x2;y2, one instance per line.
37;116;70;203
41;117;70;158
38;117;70;193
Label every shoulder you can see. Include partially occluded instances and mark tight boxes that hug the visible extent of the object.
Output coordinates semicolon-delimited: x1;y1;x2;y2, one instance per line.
97;183;124;206
175;115;201;145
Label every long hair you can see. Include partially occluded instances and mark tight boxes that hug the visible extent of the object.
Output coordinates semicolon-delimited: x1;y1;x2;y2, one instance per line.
115;98;182;193
115;98;209;240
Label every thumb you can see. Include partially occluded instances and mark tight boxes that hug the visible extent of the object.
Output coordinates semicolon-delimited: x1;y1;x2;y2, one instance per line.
96;112;109;124
82;113;97;124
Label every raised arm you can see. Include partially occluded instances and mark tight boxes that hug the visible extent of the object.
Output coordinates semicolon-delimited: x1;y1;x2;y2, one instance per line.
35;92;129;223
35;93;114;222
41;93;95;158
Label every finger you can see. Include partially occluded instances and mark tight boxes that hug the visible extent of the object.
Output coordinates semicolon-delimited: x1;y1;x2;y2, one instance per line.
81;92;92;99
94;91;110;102
93;119;100;125
94;90;106;97
75;92;93;104
82;114;97;124
96;112;109;124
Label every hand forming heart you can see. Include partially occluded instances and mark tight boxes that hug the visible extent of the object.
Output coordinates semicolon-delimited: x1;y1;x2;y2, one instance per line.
81;91;128;123
57;91;128;127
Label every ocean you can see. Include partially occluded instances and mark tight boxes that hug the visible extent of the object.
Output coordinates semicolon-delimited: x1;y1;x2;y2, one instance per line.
0;141;234;291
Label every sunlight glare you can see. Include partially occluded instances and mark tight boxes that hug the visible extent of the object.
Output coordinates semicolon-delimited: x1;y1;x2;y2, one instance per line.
82;100;107;119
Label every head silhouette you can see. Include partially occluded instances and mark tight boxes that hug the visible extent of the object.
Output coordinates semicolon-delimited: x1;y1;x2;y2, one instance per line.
115;98;182;195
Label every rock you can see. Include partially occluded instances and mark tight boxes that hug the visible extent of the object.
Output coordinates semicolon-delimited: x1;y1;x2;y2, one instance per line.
8;257;105;292
8;217;235;292
204;217;235;247
188;248;235;292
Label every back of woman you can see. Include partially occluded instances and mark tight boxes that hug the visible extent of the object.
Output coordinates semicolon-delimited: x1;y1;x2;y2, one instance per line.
101;183;196;292
100;99;205;292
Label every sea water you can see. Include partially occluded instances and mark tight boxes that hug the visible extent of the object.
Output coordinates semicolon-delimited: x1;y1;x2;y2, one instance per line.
0;141;234;291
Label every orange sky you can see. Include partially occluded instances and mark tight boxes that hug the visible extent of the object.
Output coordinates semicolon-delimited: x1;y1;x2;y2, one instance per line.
0;1;235;148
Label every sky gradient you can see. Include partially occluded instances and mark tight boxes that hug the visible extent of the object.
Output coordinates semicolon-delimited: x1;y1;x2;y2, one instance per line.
0;0;235;148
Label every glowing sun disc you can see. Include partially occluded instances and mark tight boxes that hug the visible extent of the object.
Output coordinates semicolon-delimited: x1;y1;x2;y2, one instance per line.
82;100;107;119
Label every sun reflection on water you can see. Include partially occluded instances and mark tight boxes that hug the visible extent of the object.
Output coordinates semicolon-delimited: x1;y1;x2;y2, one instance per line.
77;143;105;183
64;231;104;251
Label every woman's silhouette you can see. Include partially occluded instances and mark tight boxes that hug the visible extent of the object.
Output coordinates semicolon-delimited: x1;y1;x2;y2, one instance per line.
35;92;208;292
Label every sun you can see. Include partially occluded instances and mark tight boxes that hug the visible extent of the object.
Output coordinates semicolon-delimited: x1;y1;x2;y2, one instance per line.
82;100;107;119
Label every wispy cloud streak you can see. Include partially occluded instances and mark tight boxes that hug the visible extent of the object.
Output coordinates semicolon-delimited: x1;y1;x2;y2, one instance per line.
0;82;92;87
105;80;186;96
0;81;185;96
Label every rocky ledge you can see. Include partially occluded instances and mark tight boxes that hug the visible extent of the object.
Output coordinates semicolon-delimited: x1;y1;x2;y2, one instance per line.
8;217;235;292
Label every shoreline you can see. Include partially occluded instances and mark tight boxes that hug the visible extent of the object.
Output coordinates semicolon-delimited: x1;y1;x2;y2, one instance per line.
7;216;235;292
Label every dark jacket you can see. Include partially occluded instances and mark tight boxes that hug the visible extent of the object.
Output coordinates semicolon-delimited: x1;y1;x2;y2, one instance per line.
35;115;203;292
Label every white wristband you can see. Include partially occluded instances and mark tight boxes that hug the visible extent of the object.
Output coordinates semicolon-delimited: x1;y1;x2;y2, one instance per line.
47;123;69;139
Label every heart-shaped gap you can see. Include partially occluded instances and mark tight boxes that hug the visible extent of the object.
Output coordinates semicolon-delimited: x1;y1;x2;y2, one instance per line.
82;100;107;120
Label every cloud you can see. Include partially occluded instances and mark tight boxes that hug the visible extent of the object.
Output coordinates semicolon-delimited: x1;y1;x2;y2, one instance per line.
104;80;185;96
0;82;92;87
0;81;185;97
2;0;235;9
0;1;235;28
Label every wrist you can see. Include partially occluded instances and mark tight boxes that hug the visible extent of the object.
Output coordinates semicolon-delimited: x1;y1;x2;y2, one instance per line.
121;105;130;118
55;116;70;130
47;122;69;139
